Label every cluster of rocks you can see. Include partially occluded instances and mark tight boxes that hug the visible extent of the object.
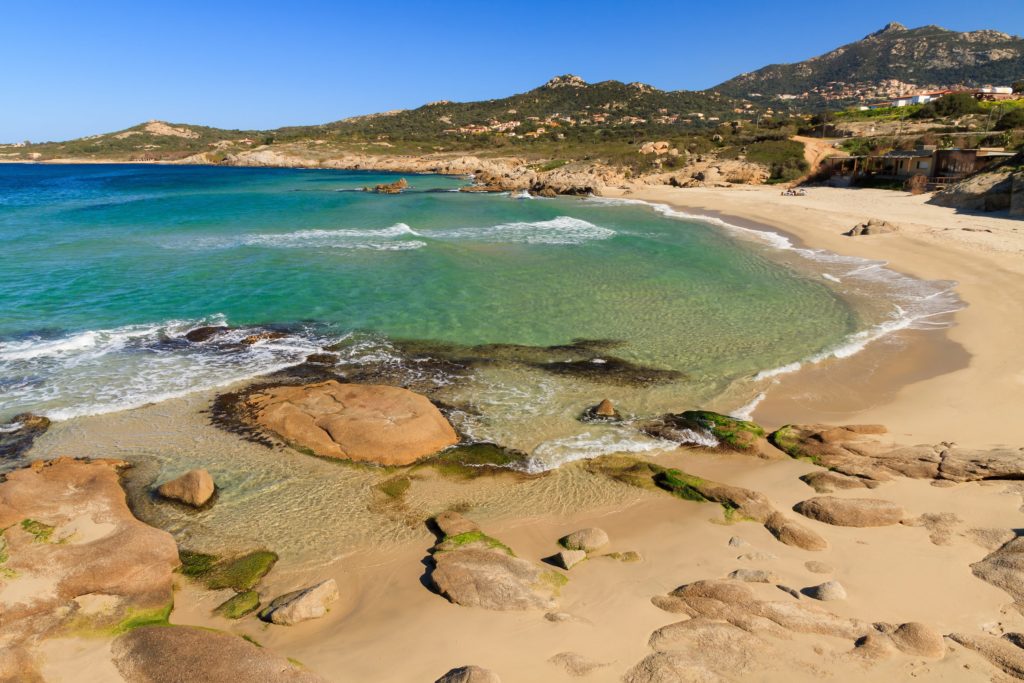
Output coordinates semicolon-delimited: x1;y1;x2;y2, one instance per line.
428;512;565;611
364;177;408;194
770;423;1024;484
0;412;50;459
845;218;900;236
553;527;609;570
624;578;947;681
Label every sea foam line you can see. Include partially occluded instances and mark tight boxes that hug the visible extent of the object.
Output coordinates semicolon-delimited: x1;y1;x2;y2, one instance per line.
587;195;965;417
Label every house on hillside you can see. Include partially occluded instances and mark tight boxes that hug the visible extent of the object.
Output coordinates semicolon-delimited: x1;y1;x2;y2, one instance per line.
821;146;1014;186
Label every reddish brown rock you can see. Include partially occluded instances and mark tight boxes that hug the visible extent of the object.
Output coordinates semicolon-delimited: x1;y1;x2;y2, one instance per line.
247;380;459;465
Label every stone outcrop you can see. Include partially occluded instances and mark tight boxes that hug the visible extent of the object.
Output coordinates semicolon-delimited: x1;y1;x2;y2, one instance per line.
156;468;215;507
112;625;326;682
428;515;564;611
845;218;899;236
804;580;847;601
0;412;50;459
548;651;609;677
930;167;1017;212
559;527;609;553
770;423;1024;483
643;411;773;456
948;632;1024;679
971;535;1024;612
793;496;906;527
632;578;946;680
245;380;459;465
0;458;180;680
435;665;501;683
581;398;621;422
259;579;339;625
553;549;587;570
654;468;828;551
365;177;408;194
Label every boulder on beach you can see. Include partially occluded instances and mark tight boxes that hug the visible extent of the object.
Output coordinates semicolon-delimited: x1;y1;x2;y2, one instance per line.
728;568;778;583
259;579;339;625
793;496;906;527
845;218;899;236
803;580;847;601
886;622;946;658
553;549;587;570
184;325;229;342
433;510;480;538
157;468;215;507
559;527;609;553
548;651;609;677
435;665;501;683
245;380;459;465
800;471;879;493
429;515;565;611
971;535;1024;611
112;625;326;682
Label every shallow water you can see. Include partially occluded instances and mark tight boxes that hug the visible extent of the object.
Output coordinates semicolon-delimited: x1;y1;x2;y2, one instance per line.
0;164;960;469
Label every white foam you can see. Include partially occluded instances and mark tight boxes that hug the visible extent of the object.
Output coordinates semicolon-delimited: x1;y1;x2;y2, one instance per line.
523;430;674;473
730;392;767;422
0;316;326;422
754;362;803;381
587;195;964;411
431;216;614;245
170;224;425;251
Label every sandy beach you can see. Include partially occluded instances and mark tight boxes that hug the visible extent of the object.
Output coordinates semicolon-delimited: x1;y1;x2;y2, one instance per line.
612;184;1024;448
5;181;1024;683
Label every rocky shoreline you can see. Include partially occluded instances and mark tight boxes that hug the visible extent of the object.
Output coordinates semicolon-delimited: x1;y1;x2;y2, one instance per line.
5;372;1024;681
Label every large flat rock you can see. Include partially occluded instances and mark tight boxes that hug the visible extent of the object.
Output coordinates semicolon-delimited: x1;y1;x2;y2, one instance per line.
247;380;459;466
113;625;326;682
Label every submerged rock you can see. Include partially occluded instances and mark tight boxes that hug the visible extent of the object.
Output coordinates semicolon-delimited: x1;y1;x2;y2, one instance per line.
0;412;50;460
112;625;326;682
245;380;459;465
184;325;229;343
259;579;340;625
156;468;215;507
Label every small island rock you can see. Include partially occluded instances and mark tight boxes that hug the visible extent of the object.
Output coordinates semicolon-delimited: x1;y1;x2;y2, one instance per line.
157;469;215;507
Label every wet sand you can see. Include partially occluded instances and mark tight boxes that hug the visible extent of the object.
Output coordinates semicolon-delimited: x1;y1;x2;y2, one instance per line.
615;184;1024;447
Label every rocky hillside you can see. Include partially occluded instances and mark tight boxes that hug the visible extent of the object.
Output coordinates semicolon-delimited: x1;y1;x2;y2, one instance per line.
714;22;1024;105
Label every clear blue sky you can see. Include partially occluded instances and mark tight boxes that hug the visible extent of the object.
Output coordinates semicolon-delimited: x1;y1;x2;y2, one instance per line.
3;0;1022;142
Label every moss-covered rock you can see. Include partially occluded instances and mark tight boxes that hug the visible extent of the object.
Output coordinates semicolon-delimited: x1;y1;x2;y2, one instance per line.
419;442;531;478
179;549;278;592
653;469;711;502
645;410;766;452
435;530;515;556
375;475;411;499
214;590;261;619
768;425;821;464
21;518;56;543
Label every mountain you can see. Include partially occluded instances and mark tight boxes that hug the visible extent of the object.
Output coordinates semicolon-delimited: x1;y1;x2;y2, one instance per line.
4;76;756;162
713;22;1024;105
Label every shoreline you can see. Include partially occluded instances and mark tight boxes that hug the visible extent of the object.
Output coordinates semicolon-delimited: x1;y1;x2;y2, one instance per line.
611;183;1024;448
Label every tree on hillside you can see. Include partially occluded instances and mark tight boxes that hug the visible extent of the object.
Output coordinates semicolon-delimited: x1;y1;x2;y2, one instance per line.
996;108;1024;131
913;93;981;119
1013;80;1024;94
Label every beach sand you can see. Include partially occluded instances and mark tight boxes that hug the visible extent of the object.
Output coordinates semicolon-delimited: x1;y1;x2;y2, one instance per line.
13;184;1024;682
612;184;1024;448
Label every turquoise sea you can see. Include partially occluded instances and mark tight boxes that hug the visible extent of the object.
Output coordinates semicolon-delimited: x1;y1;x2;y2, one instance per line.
0;164;959;468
